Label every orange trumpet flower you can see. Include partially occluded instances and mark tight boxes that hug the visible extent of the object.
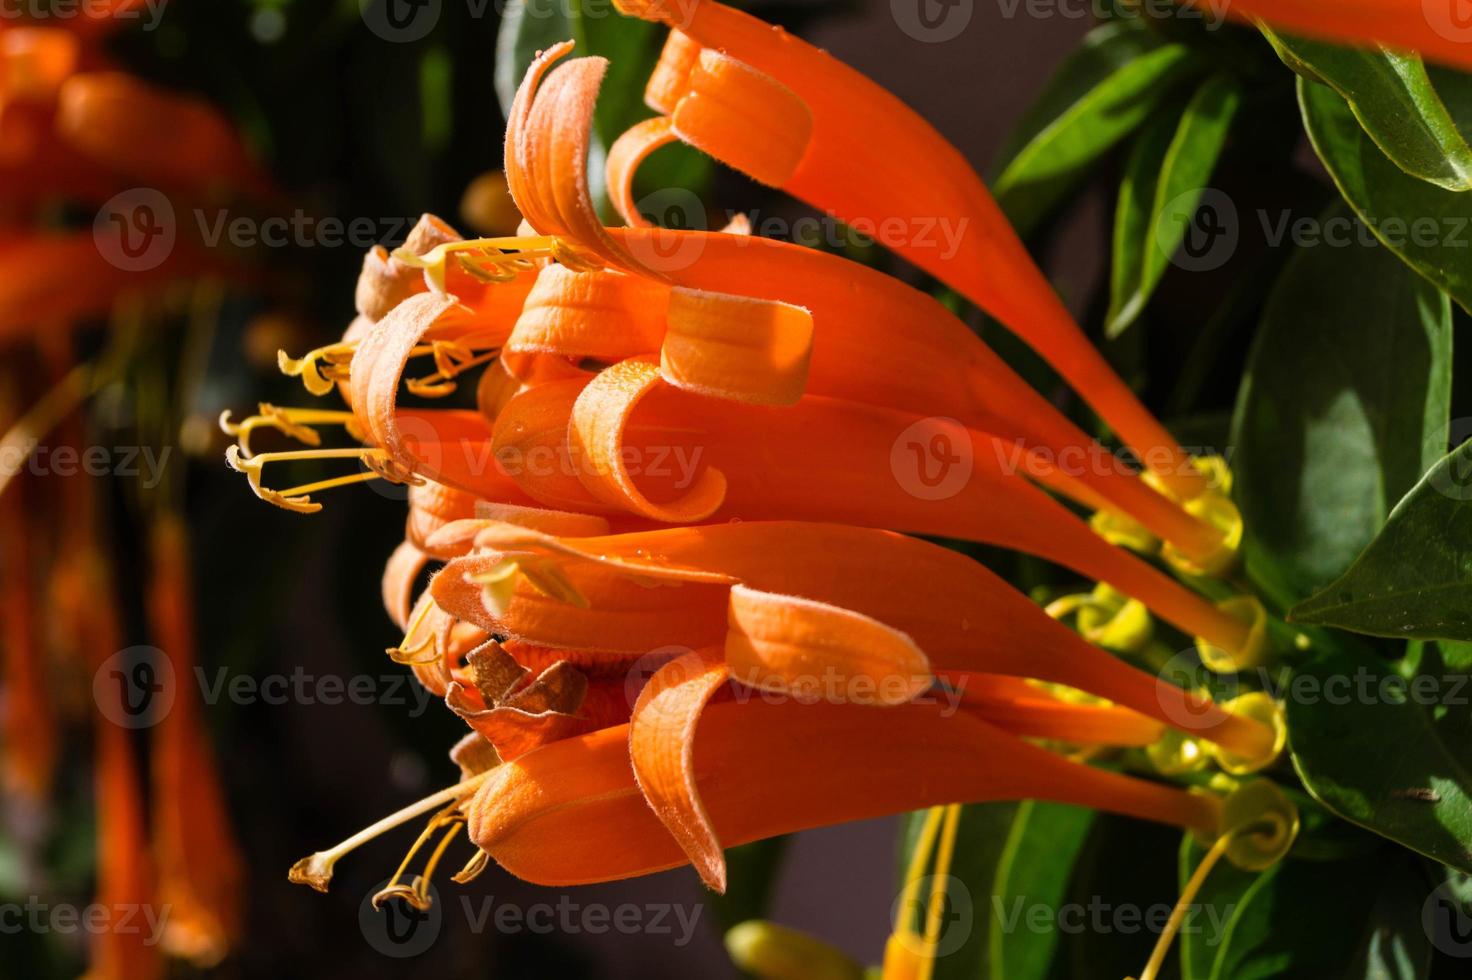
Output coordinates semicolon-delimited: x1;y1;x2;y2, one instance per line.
466;690;1222;888
599;3;1209;500
434;519;1276;765
146;516;244;968
1200;0;1472;71
498;40;1235;568
483;363;1261;660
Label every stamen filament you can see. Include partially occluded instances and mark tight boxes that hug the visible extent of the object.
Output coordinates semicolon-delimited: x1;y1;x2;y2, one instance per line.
373;804;465;910
387;599;439;665
220;404;363;457
278;342;357;396
392;236;557;293
288;771;493;893
1132;828;1237;980
918;804;962;980
226;445;393;514
406;346;501;397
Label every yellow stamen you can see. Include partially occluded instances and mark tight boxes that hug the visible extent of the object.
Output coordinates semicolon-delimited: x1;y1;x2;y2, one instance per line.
405;343;501;397
450;850;490;885
391;235;558;293
387;599;439;666
372;804;466;911
882;806;946;977
917;804;962;980
219;403;364;457
278;342;357;396
225;445;406;514
288;770;493;893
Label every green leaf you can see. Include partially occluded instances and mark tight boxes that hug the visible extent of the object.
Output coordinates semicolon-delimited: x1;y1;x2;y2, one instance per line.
1179;837;1429;979
988;802;1096;980
1292;441;1472;639
1230;200;1453;608
494;0;581;121
993;22;1200;236
1288;648;1472;872
1265;28;1472;191
1300;76;1472;313
1106;73;1242;337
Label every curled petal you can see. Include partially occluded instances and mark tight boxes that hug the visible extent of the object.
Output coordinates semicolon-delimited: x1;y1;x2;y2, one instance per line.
629;648;731;891
724;585;931;706
605;116;677;226
660;288;813;406
382;540;431;630
569;359;727;522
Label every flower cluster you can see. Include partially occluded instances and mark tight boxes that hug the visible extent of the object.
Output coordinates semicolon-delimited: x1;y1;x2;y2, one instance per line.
229;1;1303;972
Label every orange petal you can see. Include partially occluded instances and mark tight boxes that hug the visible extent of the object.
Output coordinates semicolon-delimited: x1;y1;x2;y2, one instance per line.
510;263;668;361
660;287;813;406
617;1;1207;499
146;517;243;967
568;358;728;522
495;376;1250;656
464;521;1273;760
56;72;263;196
724;585;930;705
628;648;731;890
382;540;431;629
466;697;1221;886
606;116;678;226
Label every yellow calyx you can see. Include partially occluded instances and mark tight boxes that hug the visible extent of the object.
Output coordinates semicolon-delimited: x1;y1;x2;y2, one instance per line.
1045;583;1153;654
1195;595;1269;672
1088;508;1161;556
1146;728;1208;776
1144;456;1241;577
1216;777;1299;871
390;235;560;294
724;921;865;980
1131;779;1297;980
1209;691;1287;776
